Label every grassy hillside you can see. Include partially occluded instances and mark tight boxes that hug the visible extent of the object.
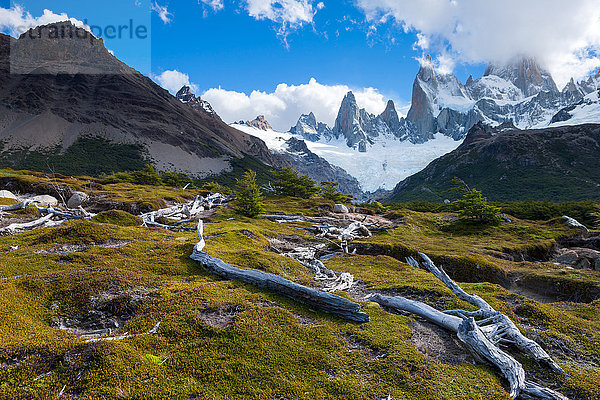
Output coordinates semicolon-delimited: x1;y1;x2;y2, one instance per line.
1;169;599;399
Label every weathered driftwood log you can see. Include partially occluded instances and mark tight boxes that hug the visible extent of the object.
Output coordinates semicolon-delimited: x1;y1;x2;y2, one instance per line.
371;254;568;399
0;214;56;234
0;200;32;212
190;221;369;323
562;216;588;233
415;253;564;375
140;193;230;231
37;206;92;220
370;293;567;400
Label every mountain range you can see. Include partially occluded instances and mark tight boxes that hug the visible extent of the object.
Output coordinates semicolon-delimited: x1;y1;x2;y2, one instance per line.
2;20;600;201
286;55;600;153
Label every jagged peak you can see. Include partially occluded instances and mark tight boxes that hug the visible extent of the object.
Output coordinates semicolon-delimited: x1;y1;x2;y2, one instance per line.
466;75;474;86
245;115;273;131
384;99;396;112
417;55;436;82
176;85;196;102
484;55;558;96
341;91;357;104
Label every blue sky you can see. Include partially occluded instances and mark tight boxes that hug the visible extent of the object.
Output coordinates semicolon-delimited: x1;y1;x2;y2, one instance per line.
1;0;599;130
149;0;480;101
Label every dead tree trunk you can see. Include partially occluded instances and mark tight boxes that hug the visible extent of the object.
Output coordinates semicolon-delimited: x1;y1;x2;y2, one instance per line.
190;221;369;323
369;253;568;400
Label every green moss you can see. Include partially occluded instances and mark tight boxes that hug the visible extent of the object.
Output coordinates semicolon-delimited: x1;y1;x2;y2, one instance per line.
92;210;143;227
0;173;599;399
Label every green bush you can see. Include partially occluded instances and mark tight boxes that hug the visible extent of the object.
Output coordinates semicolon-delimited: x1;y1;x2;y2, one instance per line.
451;178;501;224
233;170;264;218
160;171;195;189
272;167;318;199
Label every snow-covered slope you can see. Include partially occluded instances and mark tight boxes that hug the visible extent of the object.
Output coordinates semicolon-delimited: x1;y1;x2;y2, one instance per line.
233;123;461;192
549;90;600;127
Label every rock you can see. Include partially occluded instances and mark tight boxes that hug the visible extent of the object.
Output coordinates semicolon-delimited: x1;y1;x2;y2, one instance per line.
245;115;273;131
0;190;17;200
333;204;349;214
556;247;600;270
67;191;89;209
556;250;579;265
29;195;58;206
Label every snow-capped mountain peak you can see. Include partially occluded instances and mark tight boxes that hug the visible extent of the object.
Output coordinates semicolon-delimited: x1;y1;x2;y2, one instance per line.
289;111;333;142
483;56;558;97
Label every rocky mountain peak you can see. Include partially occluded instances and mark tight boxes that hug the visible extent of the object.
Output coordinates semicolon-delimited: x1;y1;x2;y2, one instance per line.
175;86;195;102
340;91;358;109
10;21;130;75
379;100;400;128
289;112;333;142
175;85;218;119
417;55;436;82
484;56;558;97
245;115;273;131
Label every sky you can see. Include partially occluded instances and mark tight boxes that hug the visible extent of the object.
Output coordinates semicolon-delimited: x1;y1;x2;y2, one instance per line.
1;0;600;131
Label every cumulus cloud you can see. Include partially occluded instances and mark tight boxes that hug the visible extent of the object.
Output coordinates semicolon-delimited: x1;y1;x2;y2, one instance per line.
244;0;320;39
153;70;198;94
151;2;173;24
355;0;600;87
201;78;399;131
0;6;88;37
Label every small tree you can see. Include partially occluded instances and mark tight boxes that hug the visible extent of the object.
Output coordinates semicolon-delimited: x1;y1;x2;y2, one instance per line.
319;181;355;203
273;167;318;199
451;178;501;224
233;170;264;218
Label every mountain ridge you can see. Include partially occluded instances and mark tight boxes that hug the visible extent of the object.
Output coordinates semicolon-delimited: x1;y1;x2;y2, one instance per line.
0;22;275;178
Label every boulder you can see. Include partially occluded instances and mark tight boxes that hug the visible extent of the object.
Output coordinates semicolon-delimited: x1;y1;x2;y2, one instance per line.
29;195;58;206
0;190;17;200
555;247;600;270
67;191;89;209
333;204;349;214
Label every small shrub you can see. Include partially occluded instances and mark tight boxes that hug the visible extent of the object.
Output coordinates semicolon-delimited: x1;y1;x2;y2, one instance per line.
202;181;233;196
160;171;195;189
451;178;501;224
233;170;264;218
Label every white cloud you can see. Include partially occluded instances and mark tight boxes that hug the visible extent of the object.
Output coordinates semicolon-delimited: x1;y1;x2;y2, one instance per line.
202;77;401;131
0;6;88;37
355;0;600;87
200;0;225;12
151;2;173;24
153;70;198;94
244;0;320;39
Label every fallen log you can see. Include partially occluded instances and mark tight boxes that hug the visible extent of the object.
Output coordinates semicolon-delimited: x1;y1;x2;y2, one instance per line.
370;293;567;399
416;253;564;375
0;200;32;212
0;214;56;234
369;253;568;399
190;221;369;323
